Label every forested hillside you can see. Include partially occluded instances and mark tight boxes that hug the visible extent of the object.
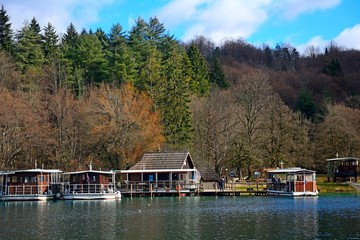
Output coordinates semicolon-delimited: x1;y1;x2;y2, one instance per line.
1;5;360;175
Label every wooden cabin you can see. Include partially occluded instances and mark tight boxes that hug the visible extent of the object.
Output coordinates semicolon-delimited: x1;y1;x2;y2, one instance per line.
197;166;219;190
266;168;318;196
0;169;62;201
326;157;359;182
118;152;201;192
62;166;116;195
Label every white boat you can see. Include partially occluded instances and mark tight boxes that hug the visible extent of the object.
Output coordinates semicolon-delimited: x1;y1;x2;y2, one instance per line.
61;166;120;200
0;169;62;201
266;168;318;197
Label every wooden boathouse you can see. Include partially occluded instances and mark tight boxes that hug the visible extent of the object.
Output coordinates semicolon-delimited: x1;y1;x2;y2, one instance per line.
116;152;267;197
326;157;359;182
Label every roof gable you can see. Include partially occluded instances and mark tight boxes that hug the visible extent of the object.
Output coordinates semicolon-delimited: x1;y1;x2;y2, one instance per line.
130;152;195;170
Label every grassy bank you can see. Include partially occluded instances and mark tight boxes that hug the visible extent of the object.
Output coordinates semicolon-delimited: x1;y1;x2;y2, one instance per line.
316;174;357;193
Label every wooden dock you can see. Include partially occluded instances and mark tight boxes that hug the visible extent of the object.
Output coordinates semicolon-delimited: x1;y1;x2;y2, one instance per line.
120;189;267;197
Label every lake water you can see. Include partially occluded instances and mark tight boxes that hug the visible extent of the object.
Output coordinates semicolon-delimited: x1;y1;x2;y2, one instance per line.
1;194;360;239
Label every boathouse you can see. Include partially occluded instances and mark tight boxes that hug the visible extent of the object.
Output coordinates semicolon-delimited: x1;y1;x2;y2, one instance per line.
118;152;200;192
197;166;219;190
0;169;62;201
62;165;117;195
326;157;359;182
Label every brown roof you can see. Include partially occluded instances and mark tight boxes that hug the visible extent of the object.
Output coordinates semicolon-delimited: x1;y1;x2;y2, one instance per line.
130;152;195;170
198;166;219;181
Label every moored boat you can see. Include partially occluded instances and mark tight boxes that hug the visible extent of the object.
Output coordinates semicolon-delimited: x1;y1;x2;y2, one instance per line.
61;165;120;200
0;169;62;201
266;168;318;197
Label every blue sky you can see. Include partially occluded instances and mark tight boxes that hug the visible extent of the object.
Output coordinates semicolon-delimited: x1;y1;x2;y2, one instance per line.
3;0;360;54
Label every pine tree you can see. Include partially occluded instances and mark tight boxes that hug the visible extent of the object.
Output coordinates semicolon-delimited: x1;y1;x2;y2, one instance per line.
95;28;109;51
264;46;273;68
209;49;228;89
62;23;78;48
139;46;163;100
43;22;59;61
128;17;151;85
60;23;80;92
15;21;44;69
159;37;193;148
296;89;318;121
75;34;109;86
148;17;165;45
108;23;137;86
0;5;13;52
187;43;210;96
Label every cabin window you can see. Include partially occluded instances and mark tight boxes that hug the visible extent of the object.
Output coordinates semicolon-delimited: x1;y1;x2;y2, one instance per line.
92;176;96;182
305;175;312;182
11;176;17;183
31;177;36;183
24;177;30;183
39;176;44;182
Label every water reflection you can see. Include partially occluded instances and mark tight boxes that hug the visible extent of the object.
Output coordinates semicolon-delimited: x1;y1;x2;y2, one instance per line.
1;194;360;239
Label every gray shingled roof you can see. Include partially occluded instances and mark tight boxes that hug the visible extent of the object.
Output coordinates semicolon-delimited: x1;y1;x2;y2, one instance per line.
198;166;219;181
130;152;194;170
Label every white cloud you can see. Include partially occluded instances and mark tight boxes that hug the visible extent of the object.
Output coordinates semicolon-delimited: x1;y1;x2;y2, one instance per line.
297;36;328;55
296;23;360;55
4;0;114;35
334;23;360;50
275;0;341;20
156;0;208;27
157;0;271;44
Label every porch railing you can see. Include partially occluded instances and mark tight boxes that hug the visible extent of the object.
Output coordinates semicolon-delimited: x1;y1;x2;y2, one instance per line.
62;183;116;194
1;185;52;195
117;180;200;192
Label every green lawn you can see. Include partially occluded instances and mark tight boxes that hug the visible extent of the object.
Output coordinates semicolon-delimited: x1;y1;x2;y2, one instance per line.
316;174;357;193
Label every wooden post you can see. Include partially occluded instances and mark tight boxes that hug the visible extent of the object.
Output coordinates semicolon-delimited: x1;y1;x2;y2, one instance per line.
150;183;153;198
130;184;133;198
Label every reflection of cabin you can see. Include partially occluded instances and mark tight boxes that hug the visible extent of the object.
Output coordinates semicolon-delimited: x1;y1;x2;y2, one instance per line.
119;152;200;191
326;157;359;182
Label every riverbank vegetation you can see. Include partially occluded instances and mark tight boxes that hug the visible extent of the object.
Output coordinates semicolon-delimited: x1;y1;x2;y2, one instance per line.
1;5;360;175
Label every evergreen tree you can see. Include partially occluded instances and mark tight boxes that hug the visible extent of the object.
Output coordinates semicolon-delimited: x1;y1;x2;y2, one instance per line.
29;17;41;36
139;46;163;99
209;49;228;89
264;46;273;68
148;17;166;45
187;43;210;96
296;89;318;121
15;21;44;69
43;22;59;61
108;23;137;86
128;17;150;82
75;34;109;87
290;47;300;72
60;23;81;92
322;58;342;77
0;5;13;52
95;28;109;51
62;23;78;48
159;38;193;148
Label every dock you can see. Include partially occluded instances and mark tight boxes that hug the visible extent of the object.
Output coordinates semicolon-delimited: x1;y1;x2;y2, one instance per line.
119;182;268;197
